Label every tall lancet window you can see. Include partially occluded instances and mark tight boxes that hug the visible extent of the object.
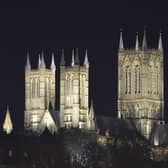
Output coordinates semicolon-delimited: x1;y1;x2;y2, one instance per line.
125;66;131;94
49;78;52;102
37;78;40;97
80;74;86;108
148;66;152;94
151;66;156;95
128;69;131;94
156;66;159;95
125;67;128;94
65;74;73;107
135;65;140;94
31;78;36;98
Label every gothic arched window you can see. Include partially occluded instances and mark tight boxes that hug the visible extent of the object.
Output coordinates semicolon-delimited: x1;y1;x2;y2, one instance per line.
134;65;140;94
80;74;86;108
125;66;131;94
31;78;35;98
65;74;73;107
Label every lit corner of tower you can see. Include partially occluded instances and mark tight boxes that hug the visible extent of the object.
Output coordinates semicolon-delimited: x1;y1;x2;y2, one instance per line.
60;49;66;128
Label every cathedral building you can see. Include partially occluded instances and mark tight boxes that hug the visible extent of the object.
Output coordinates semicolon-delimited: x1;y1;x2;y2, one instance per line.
117;30;164;139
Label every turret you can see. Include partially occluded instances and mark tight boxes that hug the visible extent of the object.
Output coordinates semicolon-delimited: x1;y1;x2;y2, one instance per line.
83;49;89;68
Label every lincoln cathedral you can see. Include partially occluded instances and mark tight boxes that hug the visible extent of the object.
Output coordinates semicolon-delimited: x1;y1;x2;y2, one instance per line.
1;30;168;167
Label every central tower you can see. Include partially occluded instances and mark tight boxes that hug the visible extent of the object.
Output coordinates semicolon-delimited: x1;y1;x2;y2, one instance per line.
117;31;164;139
60;49;93;129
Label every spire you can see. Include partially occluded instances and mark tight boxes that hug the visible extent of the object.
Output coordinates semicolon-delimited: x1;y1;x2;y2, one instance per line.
3;106;13;135
83;49;89;68
88;99;95;130
75;48;80;65
142;29;147;50
40;51;46;69
119;30;124;50
89;99;95;120
135;32;139;51
158;32;163;52
50;52;56;70
25;52;31;70
71;49;75;66
60;49;65;66
38;54;41;69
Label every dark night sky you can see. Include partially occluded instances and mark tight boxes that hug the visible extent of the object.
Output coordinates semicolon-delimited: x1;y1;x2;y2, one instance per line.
0;1;168;131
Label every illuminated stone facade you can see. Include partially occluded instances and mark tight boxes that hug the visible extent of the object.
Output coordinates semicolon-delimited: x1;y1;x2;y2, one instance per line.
60;49;95;129
24;52;57;134
24;49;95;134
118;31;164;139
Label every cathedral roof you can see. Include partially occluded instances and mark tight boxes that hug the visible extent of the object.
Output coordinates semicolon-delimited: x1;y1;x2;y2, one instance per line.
150;123;168;146
96;116;136;136
39;108;58;134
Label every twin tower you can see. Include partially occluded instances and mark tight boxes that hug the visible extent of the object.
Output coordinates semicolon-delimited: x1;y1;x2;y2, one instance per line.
24;50;95;134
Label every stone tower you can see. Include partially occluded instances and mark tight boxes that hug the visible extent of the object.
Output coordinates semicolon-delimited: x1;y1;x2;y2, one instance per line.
24;52;57;134
117;30;164;139
60;49;94;129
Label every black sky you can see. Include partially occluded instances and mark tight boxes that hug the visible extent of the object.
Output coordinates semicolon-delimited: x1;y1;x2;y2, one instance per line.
0;1;168;131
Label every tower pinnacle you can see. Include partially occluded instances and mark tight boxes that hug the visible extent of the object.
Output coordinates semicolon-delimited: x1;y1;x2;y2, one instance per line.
50;52;56;70
119;30;124;51
158;32;163;53
38;54;41;69
89;99;95;120
71;49;75;66
135;32;139;51
25;52;31;70
142;29;147;50
40;51;46;69
83;49;89;68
